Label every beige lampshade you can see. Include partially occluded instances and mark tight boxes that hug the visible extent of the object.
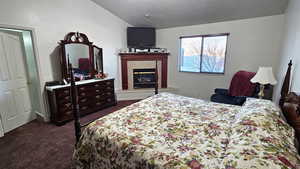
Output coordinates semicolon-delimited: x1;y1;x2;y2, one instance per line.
251;67;277;85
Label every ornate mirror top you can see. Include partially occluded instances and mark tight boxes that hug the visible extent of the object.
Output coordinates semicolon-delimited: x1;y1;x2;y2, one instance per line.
60;32;92;45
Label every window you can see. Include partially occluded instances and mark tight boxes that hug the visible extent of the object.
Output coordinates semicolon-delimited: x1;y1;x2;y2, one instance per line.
179;33;229;73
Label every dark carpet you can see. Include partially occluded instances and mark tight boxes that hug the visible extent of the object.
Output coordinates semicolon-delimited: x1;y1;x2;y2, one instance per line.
0;100;138;169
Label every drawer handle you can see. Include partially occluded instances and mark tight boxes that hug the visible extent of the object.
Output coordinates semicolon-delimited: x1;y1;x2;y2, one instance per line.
94;84;100;87
106;82;111;85
64;96;70;100
106;87;111;90
96;95;101;99
65;103;71;107
96;89;100;93
80;98;87;103
66;111;72;115
106;92;111;95
107;98;112;102
80;93;86;96
79;87;85;91
64;90;69;94
81;106;88;110
96;102;101;105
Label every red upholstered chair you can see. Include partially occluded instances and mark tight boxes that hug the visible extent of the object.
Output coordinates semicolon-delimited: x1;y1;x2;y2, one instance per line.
78;58;90;72
210;71;273;105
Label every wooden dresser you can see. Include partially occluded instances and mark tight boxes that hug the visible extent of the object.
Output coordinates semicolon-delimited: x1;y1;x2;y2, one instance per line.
46;78;116;125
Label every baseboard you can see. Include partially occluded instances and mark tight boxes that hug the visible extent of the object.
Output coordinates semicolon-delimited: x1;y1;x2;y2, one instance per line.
34;111;49;122
116;87;178;101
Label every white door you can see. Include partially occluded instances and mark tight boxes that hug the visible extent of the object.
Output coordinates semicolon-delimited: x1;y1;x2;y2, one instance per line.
0;31;33;135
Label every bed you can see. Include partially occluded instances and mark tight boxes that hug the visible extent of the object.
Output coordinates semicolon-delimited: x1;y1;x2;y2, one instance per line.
72;92;300;169
71;60;300;169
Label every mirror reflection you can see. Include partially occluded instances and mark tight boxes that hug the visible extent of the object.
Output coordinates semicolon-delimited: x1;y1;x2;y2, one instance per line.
60;32;104;82
93;46;103;74
65;44;90;80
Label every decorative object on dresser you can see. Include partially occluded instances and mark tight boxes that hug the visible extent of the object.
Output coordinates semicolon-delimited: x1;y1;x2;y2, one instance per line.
250;67;277;99
119;52;169;90
46;32;116;125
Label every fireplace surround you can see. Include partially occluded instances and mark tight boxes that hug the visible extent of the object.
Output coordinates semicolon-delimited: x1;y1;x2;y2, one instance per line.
120;53;169;90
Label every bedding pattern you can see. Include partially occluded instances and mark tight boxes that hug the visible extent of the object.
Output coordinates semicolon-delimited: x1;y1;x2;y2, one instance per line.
73;93;300;169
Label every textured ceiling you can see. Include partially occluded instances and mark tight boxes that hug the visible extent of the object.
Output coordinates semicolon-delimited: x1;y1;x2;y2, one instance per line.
92;0;289;29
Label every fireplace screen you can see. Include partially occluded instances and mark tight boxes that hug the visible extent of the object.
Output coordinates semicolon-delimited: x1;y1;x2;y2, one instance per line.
133;69;156;89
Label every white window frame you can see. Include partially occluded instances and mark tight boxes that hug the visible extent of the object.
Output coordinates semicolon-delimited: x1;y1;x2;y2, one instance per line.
179;33;229;74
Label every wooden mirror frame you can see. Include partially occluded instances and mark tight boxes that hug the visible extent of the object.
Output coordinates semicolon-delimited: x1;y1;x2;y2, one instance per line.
59;32;95;81
93;45;104;74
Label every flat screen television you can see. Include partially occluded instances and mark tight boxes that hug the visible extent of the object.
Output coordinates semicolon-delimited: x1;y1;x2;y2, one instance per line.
127;27;155;48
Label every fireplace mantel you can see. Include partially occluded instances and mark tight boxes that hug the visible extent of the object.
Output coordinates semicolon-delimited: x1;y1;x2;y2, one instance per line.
120;53;169;90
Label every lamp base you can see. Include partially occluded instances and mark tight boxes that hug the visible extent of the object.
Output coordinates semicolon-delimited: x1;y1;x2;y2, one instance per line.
258;84;265;99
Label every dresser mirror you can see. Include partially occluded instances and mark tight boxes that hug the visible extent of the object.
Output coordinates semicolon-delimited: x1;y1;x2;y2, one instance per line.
93;46;103;74
59;32;103;82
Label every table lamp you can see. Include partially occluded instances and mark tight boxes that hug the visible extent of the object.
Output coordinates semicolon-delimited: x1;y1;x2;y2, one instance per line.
251;67;277;99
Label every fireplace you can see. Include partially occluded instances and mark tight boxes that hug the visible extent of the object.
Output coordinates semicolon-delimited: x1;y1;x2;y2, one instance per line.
120;53;169;90
133;69;156;89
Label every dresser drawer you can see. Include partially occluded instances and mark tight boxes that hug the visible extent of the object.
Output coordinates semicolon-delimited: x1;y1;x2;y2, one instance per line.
79;105;90;111
55;88;70;99
57;96;71;105
94;88;102;94
95;97;115;108
93;83;103;88
47;78;116;125
93;80;114;88
57;102;72;111
58;110;73;122
78;97;89;104
79;102;96;113
78;91;94;99
104;85;114;92
78;85;94;92
103;91;114;97
94;93;112;99
105;97;115;104
78;97;94;107
94;88;114;94
94;94;103;101
58;109;73;117
104;80;114;86
95;100;105;107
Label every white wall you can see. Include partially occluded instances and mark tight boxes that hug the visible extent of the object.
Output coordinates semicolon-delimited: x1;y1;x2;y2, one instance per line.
274;0;300;103
0;0;130;120
157;15;285;100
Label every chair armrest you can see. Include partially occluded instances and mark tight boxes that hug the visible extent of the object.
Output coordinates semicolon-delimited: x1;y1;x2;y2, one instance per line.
233;96;247;105
214;88;229;95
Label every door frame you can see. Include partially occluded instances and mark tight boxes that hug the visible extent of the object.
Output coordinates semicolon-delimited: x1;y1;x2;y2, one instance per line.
0;24;46;123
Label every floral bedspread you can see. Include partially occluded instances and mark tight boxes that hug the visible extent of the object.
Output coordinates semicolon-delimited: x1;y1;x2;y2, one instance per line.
72;93;300;169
